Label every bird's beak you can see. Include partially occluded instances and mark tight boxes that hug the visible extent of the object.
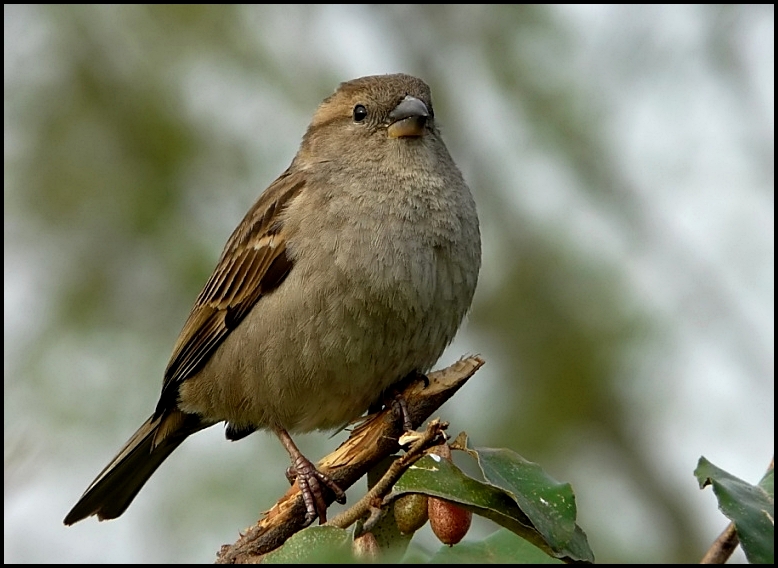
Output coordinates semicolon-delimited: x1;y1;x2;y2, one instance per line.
387;96;429;138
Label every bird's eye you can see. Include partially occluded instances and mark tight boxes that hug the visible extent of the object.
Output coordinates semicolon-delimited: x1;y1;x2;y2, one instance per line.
353;104;368;122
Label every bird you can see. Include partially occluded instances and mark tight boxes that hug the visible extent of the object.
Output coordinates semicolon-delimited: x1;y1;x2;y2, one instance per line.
64;73;481;526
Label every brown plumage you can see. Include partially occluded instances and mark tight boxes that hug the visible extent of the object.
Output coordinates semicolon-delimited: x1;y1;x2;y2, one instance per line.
64;73;480;526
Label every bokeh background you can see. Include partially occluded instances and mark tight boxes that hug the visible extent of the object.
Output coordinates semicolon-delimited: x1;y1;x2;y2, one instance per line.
4;4;773;563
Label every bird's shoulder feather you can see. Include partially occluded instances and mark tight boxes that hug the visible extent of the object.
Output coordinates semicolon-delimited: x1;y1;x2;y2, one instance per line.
155;168;305;416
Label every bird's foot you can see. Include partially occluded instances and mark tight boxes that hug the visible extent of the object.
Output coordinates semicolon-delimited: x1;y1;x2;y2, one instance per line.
390;390;414;433
390;370;428;433
286;453;346;525
277;426;346;525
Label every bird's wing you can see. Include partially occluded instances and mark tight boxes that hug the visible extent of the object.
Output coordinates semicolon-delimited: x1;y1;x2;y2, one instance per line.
155;168;305;416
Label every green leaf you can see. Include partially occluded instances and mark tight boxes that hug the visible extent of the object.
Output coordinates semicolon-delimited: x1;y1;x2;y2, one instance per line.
758;467;774;498
458;436;594;562
473;447;579;551
428;528;564;564
694;457;774;564
394;454;593;562
262;525;357;564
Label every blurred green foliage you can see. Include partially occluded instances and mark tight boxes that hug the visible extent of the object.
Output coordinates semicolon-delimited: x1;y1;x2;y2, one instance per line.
4;4;772;564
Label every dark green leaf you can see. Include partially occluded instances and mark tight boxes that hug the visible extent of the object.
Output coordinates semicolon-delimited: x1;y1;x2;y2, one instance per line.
429;528;564;564
694;457;774;564
395;454;593;562
758;467;774;499
262;525;357;564
474;447;578;549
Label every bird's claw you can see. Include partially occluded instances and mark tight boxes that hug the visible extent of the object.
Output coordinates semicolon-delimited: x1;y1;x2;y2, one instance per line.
291;454;346;525
391;391;414;433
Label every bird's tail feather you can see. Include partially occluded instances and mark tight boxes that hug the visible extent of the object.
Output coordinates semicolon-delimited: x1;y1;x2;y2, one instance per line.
64;410;205;525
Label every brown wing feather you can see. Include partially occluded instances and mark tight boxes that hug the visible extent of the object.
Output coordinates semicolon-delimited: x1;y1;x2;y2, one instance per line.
155;170;304;416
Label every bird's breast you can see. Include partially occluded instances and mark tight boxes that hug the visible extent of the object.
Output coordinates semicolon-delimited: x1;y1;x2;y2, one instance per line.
180;166;479;434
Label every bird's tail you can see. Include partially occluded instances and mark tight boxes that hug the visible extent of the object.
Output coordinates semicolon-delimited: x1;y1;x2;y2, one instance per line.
64;410;206;525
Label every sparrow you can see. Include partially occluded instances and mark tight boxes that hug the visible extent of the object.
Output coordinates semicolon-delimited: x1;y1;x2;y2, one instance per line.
64;73;481;526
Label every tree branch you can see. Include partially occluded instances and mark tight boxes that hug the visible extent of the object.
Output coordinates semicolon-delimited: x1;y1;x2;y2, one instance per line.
700;523;739;564
215;355;485;564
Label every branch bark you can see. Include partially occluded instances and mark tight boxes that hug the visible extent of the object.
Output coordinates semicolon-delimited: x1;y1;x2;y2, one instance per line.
215;355;485;564
700;522;739;564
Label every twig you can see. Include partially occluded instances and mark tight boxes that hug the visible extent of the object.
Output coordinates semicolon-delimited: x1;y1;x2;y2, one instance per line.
326;418;448;531
700;523;739;564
